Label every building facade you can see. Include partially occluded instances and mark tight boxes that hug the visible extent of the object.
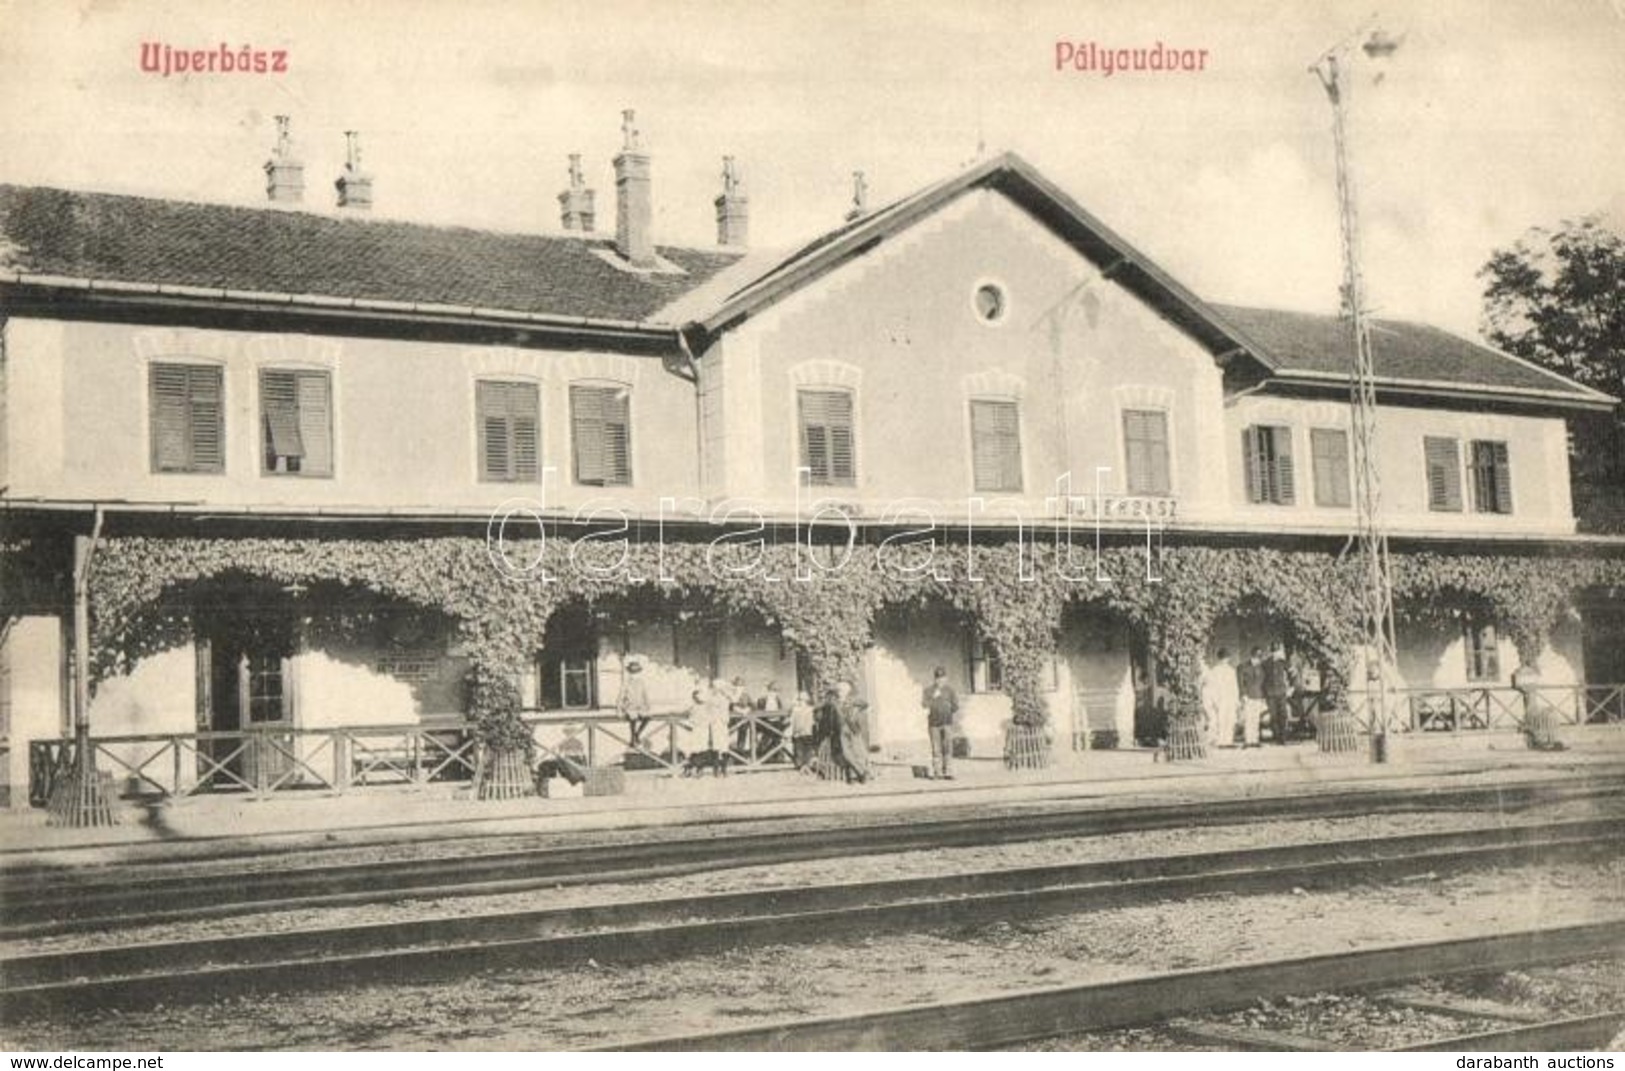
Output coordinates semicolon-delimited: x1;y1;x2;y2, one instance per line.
3;132;1622;804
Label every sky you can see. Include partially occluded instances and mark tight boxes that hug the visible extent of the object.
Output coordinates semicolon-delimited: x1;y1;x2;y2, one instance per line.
1;0;1621;337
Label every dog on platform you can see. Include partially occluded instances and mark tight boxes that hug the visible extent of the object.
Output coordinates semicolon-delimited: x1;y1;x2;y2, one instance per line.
681;748;731;777
534;755;587;792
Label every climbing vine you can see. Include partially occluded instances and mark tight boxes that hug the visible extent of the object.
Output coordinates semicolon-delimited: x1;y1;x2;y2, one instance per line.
55;534;1625;754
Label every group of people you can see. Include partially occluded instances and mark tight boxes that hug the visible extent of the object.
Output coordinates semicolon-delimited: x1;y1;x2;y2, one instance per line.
1198;642;1319;749
616;656;874;782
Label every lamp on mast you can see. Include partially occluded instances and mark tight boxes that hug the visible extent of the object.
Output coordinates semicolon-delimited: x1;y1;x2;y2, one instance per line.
1311;25;1402;762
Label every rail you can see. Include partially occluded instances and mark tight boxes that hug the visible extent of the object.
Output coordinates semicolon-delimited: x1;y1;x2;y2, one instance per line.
2;821;1616;1018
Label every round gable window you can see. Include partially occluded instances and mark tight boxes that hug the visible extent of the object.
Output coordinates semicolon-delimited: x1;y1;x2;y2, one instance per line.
973;282;1007;324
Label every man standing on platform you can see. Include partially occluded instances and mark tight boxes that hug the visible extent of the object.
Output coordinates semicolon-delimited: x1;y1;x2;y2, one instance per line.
1200;647;1240;750
1263;642;1293;745
922;666;960;780
618;655;652;748
1238;647;1266;748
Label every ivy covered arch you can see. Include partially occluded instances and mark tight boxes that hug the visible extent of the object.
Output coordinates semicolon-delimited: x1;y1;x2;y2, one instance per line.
1146;548;1361;708
1388;553;1612;665
87;539;495;686
66;534;1625;779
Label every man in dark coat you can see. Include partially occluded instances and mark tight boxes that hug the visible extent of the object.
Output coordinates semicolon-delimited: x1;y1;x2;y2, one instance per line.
1238;647;1266;747
921;666;960;780
813;680;870;783
1262;642;1293;745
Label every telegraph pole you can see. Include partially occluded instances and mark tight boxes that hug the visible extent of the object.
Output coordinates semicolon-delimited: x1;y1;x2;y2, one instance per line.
1312;28;1401;762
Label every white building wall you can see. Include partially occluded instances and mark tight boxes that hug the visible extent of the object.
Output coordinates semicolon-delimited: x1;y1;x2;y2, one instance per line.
1224;396;1577;537
1058;613;1136;744
4;617;63;808
4;318;701;514
716;619;797;699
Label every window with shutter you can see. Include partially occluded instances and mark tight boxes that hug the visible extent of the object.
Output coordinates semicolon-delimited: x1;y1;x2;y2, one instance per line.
970;399;1023;492
1424;436;1463;512
1122;409;1170;495
260;369;333;476
798;389;856;486
1469;439;1512;514
965;633;1057;693
570;384;632;486
1242;425;1294;505
1310;428;1352;508
1242;426;1263;503
476;380;540;482
1273;427;1295;506
967;633;1003;693
538;651;598;710
149;363;224;474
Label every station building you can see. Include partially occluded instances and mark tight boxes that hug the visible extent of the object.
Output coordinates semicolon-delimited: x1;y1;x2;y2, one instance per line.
2;115;1622;804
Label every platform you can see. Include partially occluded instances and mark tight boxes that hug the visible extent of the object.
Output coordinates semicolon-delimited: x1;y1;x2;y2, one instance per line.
2;725;1621;867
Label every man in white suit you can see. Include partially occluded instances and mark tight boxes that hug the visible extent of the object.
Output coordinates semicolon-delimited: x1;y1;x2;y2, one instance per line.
1200;647;1240;750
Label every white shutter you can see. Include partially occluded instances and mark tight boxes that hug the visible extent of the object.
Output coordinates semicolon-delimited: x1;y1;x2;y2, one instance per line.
971;399;1023;492
1272;426;1295;506
151;363;223;473
295;372;332;476
1425;437;1462;511
799;390;855;486
478;380;539;482
571;385;631;486
1123;410;1168;495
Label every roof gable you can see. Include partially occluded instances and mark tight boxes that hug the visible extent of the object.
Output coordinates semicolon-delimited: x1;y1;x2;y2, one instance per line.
666;152;1278;378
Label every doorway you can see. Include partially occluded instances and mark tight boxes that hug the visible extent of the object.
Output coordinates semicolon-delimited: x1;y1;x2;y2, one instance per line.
198;638;296;789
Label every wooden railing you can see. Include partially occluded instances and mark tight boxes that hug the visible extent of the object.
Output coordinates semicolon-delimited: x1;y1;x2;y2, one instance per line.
27;707;797;806
524;711;687;774
28;724;479;806
31;684;1619;805
524;708;793;773
1346;684;1625;734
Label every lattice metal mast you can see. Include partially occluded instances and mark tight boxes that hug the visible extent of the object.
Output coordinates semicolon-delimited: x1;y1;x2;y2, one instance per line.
1313;31;1400;759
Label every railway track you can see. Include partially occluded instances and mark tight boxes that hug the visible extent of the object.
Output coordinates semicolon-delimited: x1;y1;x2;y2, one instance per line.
608;922;1625;1051
1;818;1617;1021
4;772;1620;936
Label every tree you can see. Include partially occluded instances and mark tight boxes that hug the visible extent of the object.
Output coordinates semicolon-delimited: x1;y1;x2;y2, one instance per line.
1479;216;1625;532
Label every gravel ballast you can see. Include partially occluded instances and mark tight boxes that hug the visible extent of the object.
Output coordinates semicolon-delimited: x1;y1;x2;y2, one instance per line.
3;854;1620;1051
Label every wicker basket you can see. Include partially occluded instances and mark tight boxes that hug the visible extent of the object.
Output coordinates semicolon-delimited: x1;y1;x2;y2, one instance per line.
476;747;536;801
1003;723;1052;770
1315;708;1362;754
584;765;628;796
1163;713;1207;762
1523;701;1563;751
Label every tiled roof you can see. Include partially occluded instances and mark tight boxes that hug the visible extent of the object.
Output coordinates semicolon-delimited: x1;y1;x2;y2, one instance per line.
1211;304;1613;403
0;185;742;324
1;177;1610;411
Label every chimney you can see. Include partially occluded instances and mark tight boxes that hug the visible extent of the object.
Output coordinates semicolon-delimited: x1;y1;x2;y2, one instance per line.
558;154;596;232
844;170;869;223
613;109;655;267
714;156;748;247
334;131;373;211
264;115;304;204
